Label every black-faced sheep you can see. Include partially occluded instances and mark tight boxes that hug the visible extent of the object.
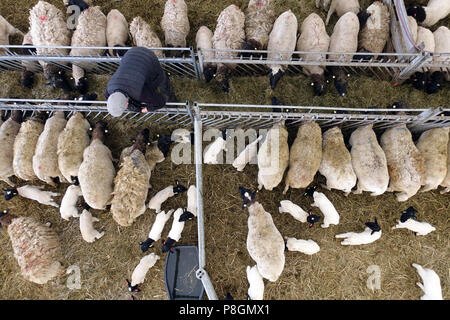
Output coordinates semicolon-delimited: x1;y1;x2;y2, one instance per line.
0;110;23;187
196;26;216;83
243;0;275;51
106;9;129;57
161;0;190;57
407;0;450;27
129;16;164;58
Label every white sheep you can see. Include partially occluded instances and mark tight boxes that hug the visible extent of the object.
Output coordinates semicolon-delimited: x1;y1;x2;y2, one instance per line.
267;10;298;90
324;0;361;26
284;121;322;194
196;26;216;82
310;191;340;228
232;135;263;172
278;200;308;223
0;15;24;53
60;184;82;220
392;212;436;236
244;0;275;51
186;185;197;217
162;208;185;253
204;135;227;164
4;185;59;207
336;219;382;245
0;111;23;187
246;265;264;300
127;253;160;292
106;9;128;56
296;13;330;96
79;207;104;243
160;0;190;51
78;122;115;210
140;209;174;252
257;123;289;191
416;127;449;192
440;138;450;194
407;0;450;27
358;1;390;57
33;111;68;187
285;238;320;255
416;26;435;52
431;26;450;82
57;112;90;183
129;16;163;58
350;124;389;196
411;263;443;300
148;182;187;213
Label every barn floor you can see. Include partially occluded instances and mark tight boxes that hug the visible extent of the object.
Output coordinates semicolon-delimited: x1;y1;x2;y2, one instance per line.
0;0;449;300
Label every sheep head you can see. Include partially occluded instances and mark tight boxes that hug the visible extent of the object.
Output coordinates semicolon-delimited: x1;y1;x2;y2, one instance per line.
239;186;256;209
400;206;417;223
3;189;19;201
365;218;381;235
407;5;426;23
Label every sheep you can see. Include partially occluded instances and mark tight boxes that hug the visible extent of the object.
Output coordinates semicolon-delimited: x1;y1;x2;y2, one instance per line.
110;129;152;227
440;138;450;194
278;200;308;222
239;187;285;282
416;127;449;192
324;0;361;26
204;131;227;164
328;12;360;96
357;1;390;60
69;6;107;93
380;124;426;202
296;13;330;96
284;121;322;194
4;184;59;208
129;16;163;58
0;209;63;284
29;1;72;90
78;121;116;210
392;206;436;236
79;203;104;243
160;0;190;56
349;124;390;196
411;263;443;300
161;208;185;253
267;10;298;90
407;0;450;27
308;190;340;228
319;126;356;195
285;237;320;255
196;26;216;82
106;9;128;57
33;111;68;187
428;26;450;93
233;135;263;172
243;0;275;51
179;185;197;222
19;31;41;89
257;122;289;191
60;181;82;220
126;253;160;293
416;26;435;52
57;112;90;184
0;111;23;187
140;209;174;253
212;4;246;93
335;218;382;245
0;15;23;54
246;265;264;300
407;15;418;44
148;181;188;213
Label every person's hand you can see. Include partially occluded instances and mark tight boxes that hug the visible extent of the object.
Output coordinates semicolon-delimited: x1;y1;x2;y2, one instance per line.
141;107;148;113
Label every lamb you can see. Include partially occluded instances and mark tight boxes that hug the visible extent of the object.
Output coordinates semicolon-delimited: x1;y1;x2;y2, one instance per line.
278;200;308;222
349;124;390;196
57;112;91;184
106;9;128;57
416;127;449;192
335;218;382;245
240;187;285;282
308;190;340;228
324;0;361;26
129;16;163;58
392;206;435;236
319;126;356;195
33;111;68;187
285;238;320;255
407;0;450;27
246;265;264;300
257;122;289;191
196;26;216;82
440;138;450;194
328;12;360;96
78;121;116;210
267;10;298;90
69;6;107;93
29;1;72;90
4;184;59;208
160;0;190;56
232;135;263;172
296;13;330;96
79;203;104;243
60;181;82;220
212;4;246;92
0;209;63;284
161;208;185;253
380;124;426;202
428;26;450;93
179;185;197;222
411;263;443;300
148;181;188;213
140;209;174;252
0;15;23;54
111;129;152;227
243;0;275;51
126;253;160;293
204;131;227;164
0;111;23;187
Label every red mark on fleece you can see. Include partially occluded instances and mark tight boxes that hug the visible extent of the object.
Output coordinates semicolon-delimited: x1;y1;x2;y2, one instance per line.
173;0;177;3
38;165;42;170
439;168;444;172
40;16;47;21
257;1;264;7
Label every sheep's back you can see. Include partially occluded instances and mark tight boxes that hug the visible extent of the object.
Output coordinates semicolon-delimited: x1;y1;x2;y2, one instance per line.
0;119;22;178
161;0;190;48
129;17;163;58
267;10;298;67
431;26;450;78
213;5;245;60
106;9;128;54
358;1;390;54
244;0;275;50
196;26;214;60
328;12;359;61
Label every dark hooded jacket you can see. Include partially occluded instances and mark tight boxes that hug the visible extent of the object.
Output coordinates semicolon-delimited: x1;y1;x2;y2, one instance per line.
105;47;166;111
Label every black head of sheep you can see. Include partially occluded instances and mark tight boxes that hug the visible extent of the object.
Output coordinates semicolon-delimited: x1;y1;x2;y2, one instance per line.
216;66;232;93
73;76;88;95
269;69;284;90
133;128;150;154
71;176;80;186
90;121;108;142
238;186;257;210
357;10;372;29
44;66;72;92
0;208;16;230
76;93;98;105
126;279;141;293
307;211;321;228
332;68;350;97
139;238;155;253
407;5;426;24
400;206;417;223
304;185;317;198
203;65;217;84
3;189;18;201
19;70;34;89
156;133;173;157
310;73;327;96
112;45;127;57
426;71;443;95
179;208;195;222
365;218;381;235
161;238;176;253
78;201;91;211
173;180;187;195
411;72;428;90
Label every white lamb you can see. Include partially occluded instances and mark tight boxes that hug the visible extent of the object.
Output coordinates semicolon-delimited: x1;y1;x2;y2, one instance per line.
246;265;264;300
4;185;59;207
140;209;174;252
196;26;215;82
160;0;190;52
129;16;163;58
106;9;128;56
411;263;443;300
162;208;185;253
407;0;450;27
324;0;361;26
0;111;23;187
285;238;320;255
79;207;104;243
148;182;187;213
232;135;262;172
127;253;160;292
278;200;308;223
60;184;82;220
310;191;340;228
204;135;227;165
0;15;24;53
335;219;382;245
392;218;436;236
